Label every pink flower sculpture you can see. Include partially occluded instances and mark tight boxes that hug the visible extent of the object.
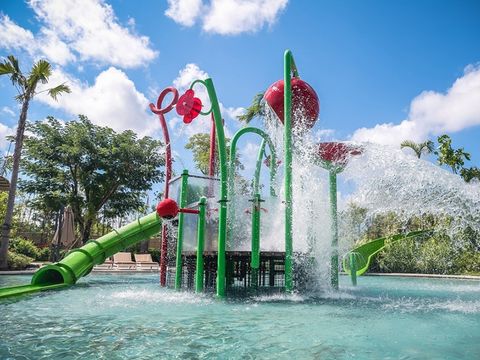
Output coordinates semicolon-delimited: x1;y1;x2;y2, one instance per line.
176;89;202;124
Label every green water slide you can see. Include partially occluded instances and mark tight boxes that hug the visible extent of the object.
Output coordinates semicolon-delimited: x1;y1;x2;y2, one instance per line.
0;211;161;300
342;230;431;276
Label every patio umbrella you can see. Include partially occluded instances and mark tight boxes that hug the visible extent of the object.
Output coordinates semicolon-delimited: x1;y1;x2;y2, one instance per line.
51;206;77;249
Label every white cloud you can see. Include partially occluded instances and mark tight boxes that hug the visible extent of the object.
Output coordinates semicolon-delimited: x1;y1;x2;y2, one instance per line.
1;106;15;117
0;15;36;54
351;65;480;146
37;28;76;66
0;1;157;68
36;67;157;136
30;0;158;68
0;122;15;150
203;0;288;35
165;0;288;35
165;0;204;27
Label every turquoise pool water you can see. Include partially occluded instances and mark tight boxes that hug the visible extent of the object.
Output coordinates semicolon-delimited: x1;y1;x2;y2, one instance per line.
1;274;479;359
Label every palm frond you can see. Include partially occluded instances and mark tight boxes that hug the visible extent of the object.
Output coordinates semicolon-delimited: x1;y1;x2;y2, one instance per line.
47;83;71;101
7;55;20;73
0;60;16;76
28;59;52;87
400;140;417;149
237;92;265;123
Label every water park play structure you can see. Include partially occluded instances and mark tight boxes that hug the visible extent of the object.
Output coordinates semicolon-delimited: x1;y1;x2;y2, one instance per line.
0;50;429;300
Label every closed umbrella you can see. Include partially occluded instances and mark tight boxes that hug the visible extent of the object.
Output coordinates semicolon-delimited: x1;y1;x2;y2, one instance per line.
51;206;77;250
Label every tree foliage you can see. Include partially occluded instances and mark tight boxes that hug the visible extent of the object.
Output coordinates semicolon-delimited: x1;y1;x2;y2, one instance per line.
185;133;244;176
435;135;471;174
19;116;165;243
237;92;265;123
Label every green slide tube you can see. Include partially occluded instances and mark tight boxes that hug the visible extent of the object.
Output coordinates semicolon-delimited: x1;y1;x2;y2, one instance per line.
342;230;431;277
0;211;162;299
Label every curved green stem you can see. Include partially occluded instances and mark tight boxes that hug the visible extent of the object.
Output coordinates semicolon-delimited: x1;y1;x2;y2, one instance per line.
203;78;228;298
228;127;277;199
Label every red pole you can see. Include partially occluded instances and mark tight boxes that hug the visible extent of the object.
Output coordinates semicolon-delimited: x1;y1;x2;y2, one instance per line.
149;87;178;287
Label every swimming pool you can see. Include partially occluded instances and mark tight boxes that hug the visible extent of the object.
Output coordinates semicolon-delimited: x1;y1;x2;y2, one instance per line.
1;274;479;359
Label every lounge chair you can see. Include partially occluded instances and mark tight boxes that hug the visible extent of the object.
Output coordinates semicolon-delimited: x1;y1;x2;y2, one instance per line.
113;252;136;270
134;254;159;271
93;257;114;271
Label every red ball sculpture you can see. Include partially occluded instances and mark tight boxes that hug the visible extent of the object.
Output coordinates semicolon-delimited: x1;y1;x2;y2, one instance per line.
156;198;179;219
264;78;319;130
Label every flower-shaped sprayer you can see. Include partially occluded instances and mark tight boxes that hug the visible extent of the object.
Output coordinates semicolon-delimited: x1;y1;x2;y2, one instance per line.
176;89;202;124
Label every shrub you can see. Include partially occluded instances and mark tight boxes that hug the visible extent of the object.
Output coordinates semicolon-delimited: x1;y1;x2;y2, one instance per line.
417;235;455;274
148;248;160;263
453;249;480;275
376;237;420;273
9;238;40;259
37;247;51;261
7;251;33;270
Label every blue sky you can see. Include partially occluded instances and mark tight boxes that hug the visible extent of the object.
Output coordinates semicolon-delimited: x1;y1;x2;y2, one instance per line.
1;0;479;192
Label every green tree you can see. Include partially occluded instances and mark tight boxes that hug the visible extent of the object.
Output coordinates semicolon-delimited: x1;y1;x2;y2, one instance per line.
19;116;164;243
400;140;434;159
0;56;70;269
435;134;471;174
460;166;480;183
185;133;244;175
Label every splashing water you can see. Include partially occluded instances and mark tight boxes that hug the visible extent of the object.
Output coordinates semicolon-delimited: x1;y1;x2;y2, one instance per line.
227;103;480;289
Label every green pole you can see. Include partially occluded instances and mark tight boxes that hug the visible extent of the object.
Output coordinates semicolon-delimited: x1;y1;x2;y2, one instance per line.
251;193;261;288
349;252;357;286
195;196;207;293
284;50;294;292
175;169;189;290
203;78;229;298
329;170;339;290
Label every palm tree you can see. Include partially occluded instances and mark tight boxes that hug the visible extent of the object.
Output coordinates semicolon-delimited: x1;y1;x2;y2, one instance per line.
0;56;70;269
400;140;434;159
237;92;265;123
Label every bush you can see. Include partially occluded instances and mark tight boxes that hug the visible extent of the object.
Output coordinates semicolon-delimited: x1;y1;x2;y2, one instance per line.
417;235;454;274
7;251;33;270
148;248;160;263
376;237;420;273
453;249;480;275
9;238;40;259
37;247;51;261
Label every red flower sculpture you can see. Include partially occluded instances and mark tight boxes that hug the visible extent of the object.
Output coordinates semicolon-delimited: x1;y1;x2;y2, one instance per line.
317;142;362;168
176;89;202;124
